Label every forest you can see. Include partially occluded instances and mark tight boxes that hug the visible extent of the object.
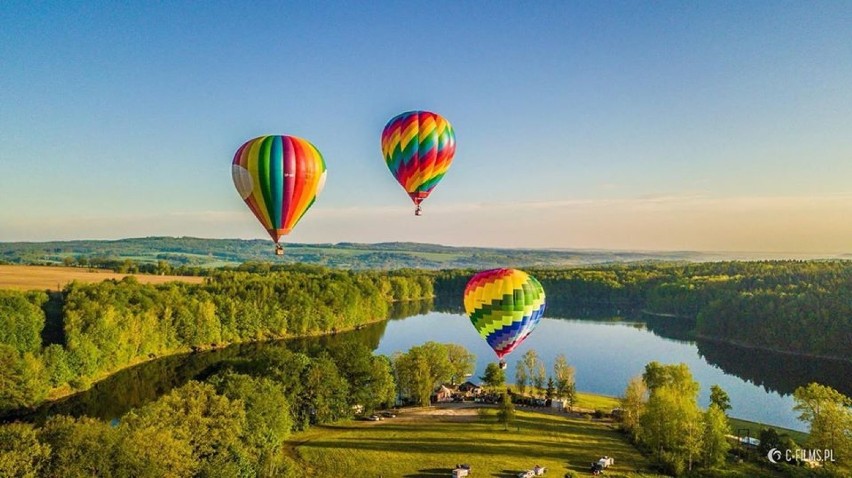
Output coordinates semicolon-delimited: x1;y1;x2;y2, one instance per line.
0;268;432;414
2;260;849;417
435;261;852;360
0;340;403;477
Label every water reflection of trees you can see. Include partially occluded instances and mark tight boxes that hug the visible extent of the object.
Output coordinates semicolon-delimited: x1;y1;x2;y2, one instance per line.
388;299;434;319
695;339;852;397
15;295;850;423
14;321;392;424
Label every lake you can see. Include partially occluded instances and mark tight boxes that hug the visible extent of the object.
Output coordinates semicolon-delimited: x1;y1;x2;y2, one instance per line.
17;301;851;432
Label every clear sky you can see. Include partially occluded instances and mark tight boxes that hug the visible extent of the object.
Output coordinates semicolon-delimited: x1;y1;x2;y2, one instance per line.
1;1;850;252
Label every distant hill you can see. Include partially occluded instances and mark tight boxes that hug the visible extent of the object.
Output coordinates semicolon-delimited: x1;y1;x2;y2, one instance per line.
0;237;843;270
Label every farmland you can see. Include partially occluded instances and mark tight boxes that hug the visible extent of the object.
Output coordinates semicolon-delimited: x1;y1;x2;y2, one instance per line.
0;264;203;291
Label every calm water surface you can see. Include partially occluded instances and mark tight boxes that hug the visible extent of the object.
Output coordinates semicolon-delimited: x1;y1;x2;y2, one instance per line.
16;304;851;432
377;311;850;432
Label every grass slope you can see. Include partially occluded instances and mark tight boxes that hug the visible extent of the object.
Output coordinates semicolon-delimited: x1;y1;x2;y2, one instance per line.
286;405;664;477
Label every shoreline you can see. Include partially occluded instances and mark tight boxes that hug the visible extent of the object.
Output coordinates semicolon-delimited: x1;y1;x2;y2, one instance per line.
38;297;432;404
640;309;850;364
694;333;852;364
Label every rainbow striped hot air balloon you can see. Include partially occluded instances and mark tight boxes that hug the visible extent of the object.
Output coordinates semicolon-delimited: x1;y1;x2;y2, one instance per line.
232;135;327;254
464;269;546;363
381;110;455;216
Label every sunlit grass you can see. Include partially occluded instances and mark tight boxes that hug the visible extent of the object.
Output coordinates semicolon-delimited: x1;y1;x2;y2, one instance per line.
575;391;620;411
728;416;809;444
285;408;664;477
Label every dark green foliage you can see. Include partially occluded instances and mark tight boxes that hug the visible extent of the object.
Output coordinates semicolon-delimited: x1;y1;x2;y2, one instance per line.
710;385;731;413
329;343;397;414
39;415;119;477
0;422;50;477
437;261;852;360
209;372;293;476
299;354;350;425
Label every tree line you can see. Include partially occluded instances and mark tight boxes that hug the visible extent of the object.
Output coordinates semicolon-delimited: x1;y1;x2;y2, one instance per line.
435;260;852;359
0;340;479;477
618;362;851;477
0;268;433;413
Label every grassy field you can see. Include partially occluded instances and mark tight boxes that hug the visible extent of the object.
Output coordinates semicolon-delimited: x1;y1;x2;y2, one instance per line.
574;391;620;411
0;264;204;291
728;416;809;444
285;404;665;478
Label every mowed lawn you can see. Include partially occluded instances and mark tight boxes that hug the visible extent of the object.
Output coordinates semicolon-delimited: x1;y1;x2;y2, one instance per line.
0;264;204;291
286;405;665;478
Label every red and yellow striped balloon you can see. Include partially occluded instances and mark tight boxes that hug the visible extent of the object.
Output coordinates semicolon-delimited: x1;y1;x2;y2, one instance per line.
232;135;327;244
381;111;455;215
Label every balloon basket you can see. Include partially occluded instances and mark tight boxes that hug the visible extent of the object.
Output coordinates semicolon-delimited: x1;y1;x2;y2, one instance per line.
414;205;422;216
274;245;284;256
499;360;507;370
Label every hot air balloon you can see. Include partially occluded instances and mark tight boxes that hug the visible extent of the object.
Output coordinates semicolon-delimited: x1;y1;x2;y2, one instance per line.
381;110;455;216
464;269;546;368
232;135;327;255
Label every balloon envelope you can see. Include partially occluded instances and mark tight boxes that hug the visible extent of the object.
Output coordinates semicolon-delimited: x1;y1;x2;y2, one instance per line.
232;135;327;243
381;110;455;208
464;269;546;360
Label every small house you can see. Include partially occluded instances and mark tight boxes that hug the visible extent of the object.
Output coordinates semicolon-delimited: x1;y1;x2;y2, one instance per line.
432;384;455;403
457;381;483;396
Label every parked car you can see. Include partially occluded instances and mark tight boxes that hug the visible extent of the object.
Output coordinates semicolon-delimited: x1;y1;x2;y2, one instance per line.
366;415;382;421
590;456;613;475
381;411;396;418
452;464;471;477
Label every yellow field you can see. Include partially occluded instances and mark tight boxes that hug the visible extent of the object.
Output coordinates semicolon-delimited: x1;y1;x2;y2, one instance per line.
0;265;204;291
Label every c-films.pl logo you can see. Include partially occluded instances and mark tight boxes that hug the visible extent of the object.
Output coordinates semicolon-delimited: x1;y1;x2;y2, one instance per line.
767;447;836;464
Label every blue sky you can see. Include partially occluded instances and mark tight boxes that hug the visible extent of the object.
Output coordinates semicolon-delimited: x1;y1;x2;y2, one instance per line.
1;1;850;252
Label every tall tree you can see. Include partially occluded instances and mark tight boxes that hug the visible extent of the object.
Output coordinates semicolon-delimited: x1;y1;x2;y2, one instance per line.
639;363;704;475
480;363;506;390
496;393;516;431
211;372;293;477
620;375;648;440
392;342;455;407
643;361;699;396
515;359;528;395
445;344;476;385
709;385;731;414
521;350;545;396
545;377;555;399
702;405;731;468
553;354;576;401
793;383;852;471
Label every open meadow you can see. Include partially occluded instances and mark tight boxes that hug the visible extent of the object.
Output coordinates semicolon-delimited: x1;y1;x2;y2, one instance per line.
285;404;665;478
0;264;204;291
